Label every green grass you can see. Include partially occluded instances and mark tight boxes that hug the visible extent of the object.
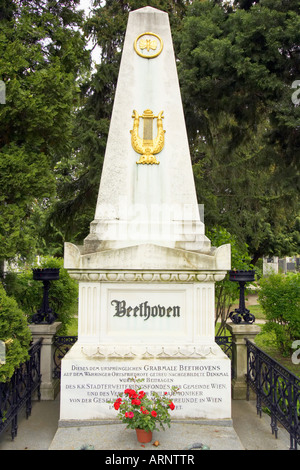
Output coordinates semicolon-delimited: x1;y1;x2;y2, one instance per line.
255;328;300;378
249;303;300;377
247;304;265;320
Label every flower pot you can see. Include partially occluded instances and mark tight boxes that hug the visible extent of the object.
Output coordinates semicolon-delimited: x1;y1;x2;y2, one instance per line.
135;428;153;443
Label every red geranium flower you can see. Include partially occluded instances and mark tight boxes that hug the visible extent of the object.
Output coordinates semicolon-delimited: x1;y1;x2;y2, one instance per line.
132;398;141;406
169;401;175;410
125;389;138;399
114;402;121;410
151;410;157;417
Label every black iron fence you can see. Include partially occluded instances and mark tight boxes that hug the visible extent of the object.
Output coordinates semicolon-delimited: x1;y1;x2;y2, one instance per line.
53;335;77;379
215;335;233;360
216;335;234;378
246;339;300;450
0;338;42;440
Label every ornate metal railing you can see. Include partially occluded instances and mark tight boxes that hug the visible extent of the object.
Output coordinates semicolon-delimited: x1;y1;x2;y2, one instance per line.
215;335;233;359
216;335;234;378
246;339;300;450
53;335;77;379
0;338;42;440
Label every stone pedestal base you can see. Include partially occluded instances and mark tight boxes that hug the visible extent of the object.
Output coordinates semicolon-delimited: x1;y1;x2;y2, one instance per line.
59;341;231;423
29;322;62;400
61;242;232;422
226;322;261;400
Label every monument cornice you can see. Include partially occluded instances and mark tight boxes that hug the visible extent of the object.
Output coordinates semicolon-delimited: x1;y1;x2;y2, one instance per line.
64;242;231;273
67;270;227;283
78;342;227;360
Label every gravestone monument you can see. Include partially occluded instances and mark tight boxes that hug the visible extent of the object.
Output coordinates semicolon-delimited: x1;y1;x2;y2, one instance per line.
60;6;231;423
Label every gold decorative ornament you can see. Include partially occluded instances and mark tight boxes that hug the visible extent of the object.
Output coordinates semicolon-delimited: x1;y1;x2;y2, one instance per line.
139;38;157;52
130;109;165;165
134;32;163;59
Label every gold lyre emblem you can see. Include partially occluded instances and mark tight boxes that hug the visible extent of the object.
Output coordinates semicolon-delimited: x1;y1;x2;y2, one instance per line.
130;109;165;165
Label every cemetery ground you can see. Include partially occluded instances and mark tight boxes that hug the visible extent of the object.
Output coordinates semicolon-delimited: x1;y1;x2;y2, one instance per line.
0;390;292;451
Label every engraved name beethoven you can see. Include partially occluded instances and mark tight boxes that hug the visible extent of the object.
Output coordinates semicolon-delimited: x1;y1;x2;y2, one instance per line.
111;300;180;321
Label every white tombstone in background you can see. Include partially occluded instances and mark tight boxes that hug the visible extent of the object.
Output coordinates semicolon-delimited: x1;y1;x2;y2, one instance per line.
60;6;231;423
263;257;279;275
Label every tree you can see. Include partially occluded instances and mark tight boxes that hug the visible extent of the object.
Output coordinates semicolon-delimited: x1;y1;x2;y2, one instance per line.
41;0;299;264
208;226;253;335
177;0;300;261
0;0;90;269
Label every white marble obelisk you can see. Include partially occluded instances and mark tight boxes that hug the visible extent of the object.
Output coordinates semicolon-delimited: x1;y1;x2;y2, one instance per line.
83;6;211;253
61;7;231;424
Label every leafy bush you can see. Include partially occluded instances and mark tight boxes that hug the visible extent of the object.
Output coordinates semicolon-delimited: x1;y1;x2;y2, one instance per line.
0;284;32;382
4;257;78;335
258;273;300;356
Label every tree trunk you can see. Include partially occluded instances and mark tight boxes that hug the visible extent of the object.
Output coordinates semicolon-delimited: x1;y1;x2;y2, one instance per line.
250;252;262;266
0;260;4;280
